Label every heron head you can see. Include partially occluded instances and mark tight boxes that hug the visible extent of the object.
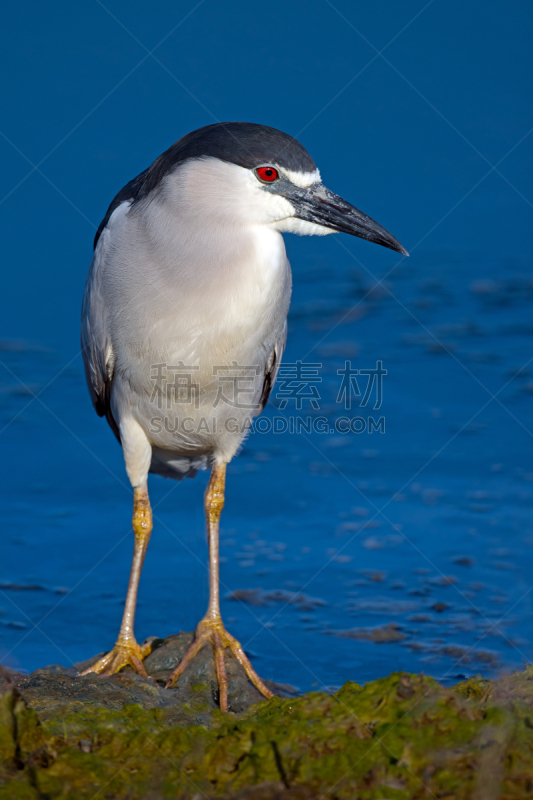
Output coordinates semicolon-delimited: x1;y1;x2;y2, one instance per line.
144;122;408;255
254;163;408;255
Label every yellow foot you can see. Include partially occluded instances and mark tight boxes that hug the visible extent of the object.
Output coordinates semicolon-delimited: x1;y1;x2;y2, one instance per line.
78;637;156;679
165;617;274;711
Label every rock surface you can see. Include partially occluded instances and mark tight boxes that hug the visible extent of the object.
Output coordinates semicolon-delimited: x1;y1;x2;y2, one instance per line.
11;633;295;727
2;633;533;798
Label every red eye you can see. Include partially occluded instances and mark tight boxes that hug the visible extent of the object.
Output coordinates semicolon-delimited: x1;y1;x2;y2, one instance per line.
255;165;279;183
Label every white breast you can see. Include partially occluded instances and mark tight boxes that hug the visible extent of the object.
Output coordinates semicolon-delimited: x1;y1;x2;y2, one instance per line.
103;171;292;376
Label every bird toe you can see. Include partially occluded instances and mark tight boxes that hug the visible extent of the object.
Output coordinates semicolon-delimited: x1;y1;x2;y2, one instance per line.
78;639;155;679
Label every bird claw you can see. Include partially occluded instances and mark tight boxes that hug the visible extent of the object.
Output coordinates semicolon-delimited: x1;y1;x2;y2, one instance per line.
165;617;274;711
78;636;156;679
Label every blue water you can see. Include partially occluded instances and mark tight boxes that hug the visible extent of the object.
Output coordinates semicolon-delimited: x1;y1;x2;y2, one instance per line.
1;242;532;690
1;0;532;690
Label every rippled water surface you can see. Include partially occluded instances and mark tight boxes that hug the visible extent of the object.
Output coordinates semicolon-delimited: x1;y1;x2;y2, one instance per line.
1;246;532;691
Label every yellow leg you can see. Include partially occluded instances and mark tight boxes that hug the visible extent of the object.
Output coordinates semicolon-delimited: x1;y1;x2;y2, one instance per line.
166;463;274;710
79;484;155;678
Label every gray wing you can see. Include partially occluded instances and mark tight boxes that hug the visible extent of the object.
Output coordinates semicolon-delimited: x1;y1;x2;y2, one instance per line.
81;204;130;441
93;171;147;250
83;169;146;434
258;320;288;412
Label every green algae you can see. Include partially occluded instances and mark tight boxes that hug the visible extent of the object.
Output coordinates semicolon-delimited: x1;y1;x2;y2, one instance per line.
2;670;533;799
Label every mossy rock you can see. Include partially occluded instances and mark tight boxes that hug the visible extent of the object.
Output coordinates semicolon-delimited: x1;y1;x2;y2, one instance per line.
2;633;533;798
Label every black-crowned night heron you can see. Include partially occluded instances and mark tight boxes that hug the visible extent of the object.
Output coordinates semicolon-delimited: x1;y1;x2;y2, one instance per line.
80;122;407;709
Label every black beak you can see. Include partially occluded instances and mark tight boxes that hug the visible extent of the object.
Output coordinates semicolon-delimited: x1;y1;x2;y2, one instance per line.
291;184;408;256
